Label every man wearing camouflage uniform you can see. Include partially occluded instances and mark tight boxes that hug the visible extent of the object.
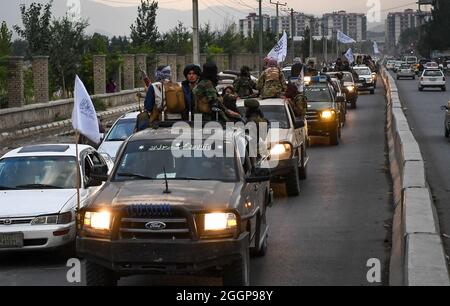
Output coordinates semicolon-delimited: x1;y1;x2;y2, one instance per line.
257;58;287;100
233;66;256;98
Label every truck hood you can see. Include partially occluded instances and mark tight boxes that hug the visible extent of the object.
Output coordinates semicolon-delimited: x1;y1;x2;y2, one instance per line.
99;141;123;160
308;102;334;111
267;128;292;144
0;190;76;217
90;180;241;211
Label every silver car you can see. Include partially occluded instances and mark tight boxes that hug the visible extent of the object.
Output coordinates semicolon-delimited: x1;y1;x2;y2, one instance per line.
396;63;416;80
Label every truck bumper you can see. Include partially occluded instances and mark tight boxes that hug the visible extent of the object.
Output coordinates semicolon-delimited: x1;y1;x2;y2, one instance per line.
77;232;249;275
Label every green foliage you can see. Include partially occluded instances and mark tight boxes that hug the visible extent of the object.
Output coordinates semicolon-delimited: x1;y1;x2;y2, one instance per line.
11;40;28;56
160;22;192;54
14;1;53;57
419;1;450;56
130;0;159;49
92;98;107;111
0;21;12;56
49;16;89;97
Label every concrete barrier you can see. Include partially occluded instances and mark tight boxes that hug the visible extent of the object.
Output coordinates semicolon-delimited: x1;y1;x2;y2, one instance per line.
381;67;450;286
0;88;144;133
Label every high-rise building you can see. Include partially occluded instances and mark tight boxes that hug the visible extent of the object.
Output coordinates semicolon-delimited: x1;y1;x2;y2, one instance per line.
385;9;432;52
239;13;271;38
321;11;367;41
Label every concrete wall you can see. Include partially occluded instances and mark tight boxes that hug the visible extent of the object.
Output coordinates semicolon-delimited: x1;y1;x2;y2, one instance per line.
381;67;450;286
0;88;144;133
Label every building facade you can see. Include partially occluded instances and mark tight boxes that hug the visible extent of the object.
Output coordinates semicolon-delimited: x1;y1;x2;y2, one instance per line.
239;13;271;38
321;11;367;41
385;9;432;52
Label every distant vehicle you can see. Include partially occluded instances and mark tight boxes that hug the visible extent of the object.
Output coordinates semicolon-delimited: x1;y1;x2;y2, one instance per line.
441;101;450;138
419;69;446;92
304;76;343;145
217;71;258;95
282;66;292;81
386;60;396;70
0;144;110;253
424;62;439;70
353;66;376;94
393;61;405;73
397;63;416;80
403;56;418;65
326;71;358;109
98;111;138;162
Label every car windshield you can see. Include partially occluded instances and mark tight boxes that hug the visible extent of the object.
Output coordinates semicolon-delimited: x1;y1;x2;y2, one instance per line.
341;73;353;82
106;119;136;141
0;156;78;190
424;70;443;77
354;68;371;76
238;104;290;129
114;140;238;182
283;70;291;80
304;86;332;102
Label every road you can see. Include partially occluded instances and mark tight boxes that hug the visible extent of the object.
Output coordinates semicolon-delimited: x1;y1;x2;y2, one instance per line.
392;73;450;260
0;86;392;286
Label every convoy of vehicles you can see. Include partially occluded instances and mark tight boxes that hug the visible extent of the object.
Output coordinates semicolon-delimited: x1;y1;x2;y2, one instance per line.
353;66;376;95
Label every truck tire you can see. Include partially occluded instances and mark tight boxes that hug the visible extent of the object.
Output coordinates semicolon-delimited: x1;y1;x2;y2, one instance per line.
351;100;357;109
445;126;449;138
285;166;300;197
370;89;375;95
442;86;447;92
251;212;268;258
330;126;339;146
85;260;118;286
223;248;250;286
419;86;423;91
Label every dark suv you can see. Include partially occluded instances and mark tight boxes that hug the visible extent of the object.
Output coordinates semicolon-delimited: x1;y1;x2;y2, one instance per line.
304;76;343;145
77;125;272;286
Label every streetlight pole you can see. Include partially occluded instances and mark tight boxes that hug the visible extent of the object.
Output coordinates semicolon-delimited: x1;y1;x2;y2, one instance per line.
291;8;295;60
192;0;200;66
270;1;287;41
259;0;263;72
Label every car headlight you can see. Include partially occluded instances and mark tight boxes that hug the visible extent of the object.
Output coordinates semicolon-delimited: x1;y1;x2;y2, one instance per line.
31;211;73;225
321;110;335;120
269;143;292;160
304;76;311;84
346;86;354;92
84;211;111;230
204;213;237;231
368;78;373;83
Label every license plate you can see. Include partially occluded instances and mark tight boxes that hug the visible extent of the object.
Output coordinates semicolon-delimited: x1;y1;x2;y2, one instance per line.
0;232;24;249
429;78;437;81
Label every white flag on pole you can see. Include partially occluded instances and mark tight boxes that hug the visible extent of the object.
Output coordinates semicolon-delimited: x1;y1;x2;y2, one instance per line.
373;41;380;54
267;31;288;63
72;75;100;144
344;48;355;64
337;30;356;44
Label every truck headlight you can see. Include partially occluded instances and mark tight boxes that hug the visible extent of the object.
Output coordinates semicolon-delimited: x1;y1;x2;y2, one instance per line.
346;86;354;92
321;110;334;120
84;211;111;230
269;143;292;160
31;212;73;225
204;213;237;231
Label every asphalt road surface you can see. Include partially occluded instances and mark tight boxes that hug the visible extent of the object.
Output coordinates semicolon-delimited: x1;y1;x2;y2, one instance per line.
0;86;392;286
393;72;450;261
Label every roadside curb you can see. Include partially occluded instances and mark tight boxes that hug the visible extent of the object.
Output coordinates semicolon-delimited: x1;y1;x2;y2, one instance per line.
0;104;139;145
381;67;450;286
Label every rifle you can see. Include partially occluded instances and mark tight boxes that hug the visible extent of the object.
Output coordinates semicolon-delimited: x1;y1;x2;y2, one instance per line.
139;66;151;88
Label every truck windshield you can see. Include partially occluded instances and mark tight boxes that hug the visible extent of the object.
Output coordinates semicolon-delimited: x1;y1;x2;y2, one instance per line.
354;68;371;76
106;119;136;141
114;140;238;182
304;86;332;102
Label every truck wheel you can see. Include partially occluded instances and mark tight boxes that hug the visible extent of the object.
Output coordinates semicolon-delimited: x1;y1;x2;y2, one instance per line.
419;86;423;91
370;89;375;95
351;100;357;109
298;146;307;180
442;86;447;92
330;127;339;146
223;248;250;286
445;126;449;138
85;260;118;286
251;213;268;258
285;166;300;197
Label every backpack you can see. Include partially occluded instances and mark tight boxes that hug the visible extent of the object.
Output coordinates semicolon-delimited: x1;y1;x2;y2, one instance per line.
265;67;281;83
163;81;186;113
236;78;254;98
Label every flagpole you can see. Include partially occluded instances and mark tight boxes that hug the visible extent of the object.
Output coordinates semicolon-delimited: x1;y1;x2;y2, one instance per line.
75;131;81;212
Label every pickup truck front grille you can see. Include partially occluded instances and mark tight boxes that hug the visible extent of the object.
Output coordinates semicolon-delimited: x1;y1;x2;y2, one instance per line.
306;110;319;121
119;217;192;240
0;217;33;225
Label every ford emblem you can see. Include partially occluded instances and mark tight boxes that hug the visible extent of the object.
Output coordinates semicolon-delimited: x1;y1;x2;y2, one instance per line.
145;221;166;231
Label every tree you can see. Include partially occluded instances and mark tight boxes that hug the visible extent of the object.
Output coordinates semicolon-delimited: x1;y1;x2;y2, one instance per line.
49;16;88;97
160;22;192;54
130;0;159;49
215;23;244;55
419;1;450;56
0;21;12;56
301;27;311;59
109;36;130;53
14;1;53;57
200;23;217;53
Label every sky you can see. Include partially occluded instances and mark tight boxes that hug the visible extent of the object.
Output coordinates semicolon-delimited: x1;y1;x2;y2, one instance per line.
95;0;423;16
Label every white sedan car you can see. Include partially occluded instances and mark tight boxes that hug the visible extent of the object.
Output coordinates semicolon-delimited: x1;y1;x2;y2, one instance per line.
397;64;416;80
0;144;110;252
98;111;138;161
419;69;446;91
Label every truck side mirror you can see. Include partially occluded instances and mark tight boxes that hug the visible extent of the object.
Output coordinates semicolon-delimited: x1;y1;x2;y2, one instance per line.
87;165;108;187
294;120;305;129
